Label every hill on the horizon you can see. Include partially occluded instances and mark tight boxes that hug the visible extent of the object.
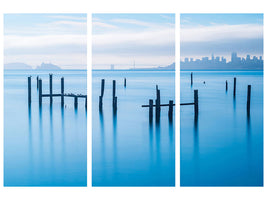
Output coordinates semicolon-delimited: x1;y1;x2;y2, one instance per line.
36;62;61;70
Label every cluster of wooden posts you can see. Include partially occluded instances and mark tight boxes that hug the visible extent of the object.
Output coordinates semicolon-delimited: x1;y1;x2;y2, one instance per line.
142;85;175;123
28;74;87;109
99;78;127;112
185;72;252;117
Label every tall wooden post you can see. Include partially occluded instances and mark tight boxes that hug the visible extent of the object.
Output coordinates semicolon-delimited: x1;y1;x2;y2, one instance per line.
74;96;78;109
226;80;228;91
101;79;105;97
247;85;251;114
191;72;193;86
156;89;161;106
49;74;53;104
39;79;42;106
233;77;236;98
124;78;126;87
99;96;103;110
37;76;39;90
112;80;116;109
28;76;31;105
61;77;64;107
168;100;174;121
194;90;198;115
149;99;153;123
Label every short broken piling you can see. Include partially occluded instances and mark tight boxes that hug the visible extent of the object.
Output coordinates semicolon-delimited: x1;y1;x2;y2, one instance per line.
168;100;174;121
37;76;39;90
28;76;31;105
191;72;193;86
233;77;236;98
39;79;42;106
112;80;117;111
61;77;64;107
124;78;126;87
194;90;198;116
247;85;251;115
226;80;228;91
49;74;53;104
74;96;78;109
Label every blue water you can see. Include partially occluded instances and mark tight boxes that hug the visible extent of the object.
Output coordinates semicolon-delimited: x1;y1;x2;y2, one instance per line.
92;70;175;186
4;70;87;186
180;71;263;186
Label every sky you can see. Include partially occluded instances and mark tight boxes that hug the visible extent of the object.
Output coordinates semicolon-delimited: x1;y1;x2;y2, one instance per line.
92;14;175;69
4;14;87;69
180;14;263;61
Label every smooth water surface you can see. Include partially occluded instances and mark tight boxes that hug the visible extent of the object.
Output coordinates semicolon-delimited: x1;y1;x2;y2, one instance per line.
4;70;87;186
92;70;175;186
180;71;263;186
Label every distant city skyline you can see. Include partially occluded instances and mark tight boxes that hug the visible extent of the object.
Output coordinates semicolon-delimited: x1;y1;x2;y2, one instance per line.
92;14;175;69
181;14;263;62
4;14;87;69
181;52;263;70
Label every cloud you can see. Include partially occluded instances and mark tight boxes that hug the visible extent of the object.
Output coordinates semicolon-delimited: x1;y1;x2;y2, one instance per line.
48;15;87;21
181;24;263;42
92;21;118;29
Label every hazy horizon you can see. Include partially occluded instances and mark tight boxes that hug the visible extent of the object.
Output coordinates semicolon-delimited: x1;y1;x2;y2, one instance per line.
180;14;263;62
4;14;87;70
92;14;175;70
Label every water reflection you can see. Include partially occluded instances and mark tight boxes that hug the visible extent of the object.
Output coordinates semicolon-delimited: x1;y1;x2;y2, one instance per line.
61;107;66;164
28;104;33;175
112;109;118;176
193;113;199;184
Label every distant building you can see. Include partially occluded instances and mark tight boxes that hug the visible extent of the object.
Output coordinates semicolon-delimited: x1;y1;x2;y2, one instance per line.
181;52;263;70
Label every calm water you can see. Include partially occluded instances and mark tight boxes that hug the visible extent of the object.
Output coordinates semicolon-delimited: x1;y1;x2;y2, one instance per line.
92;70;175;186
4;70;87;186
180;71;263;186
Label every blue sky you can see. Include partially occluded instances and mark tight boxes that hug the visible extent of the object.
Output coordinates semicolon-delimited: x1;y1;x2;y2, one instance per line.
181;14;263;61
92;14;175;69
4;14;87;69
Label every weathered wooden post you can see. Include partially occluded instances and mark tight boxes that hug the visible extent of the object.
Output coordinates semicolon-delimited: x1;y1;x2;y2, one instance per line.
226;80;228;91
61;77;64;107
194;90;198;115
168;100;174;121
191;72;193;86
74;96;78;109
149;99;153;123
155;99;160;123
39;79;42;106
113;96;117;111
28;76;31;105
101;79;105;97
99;96;103;110
49;74;53;104
112;80;117;109
37;76;39;90
247;85;251;114
156;88;161;106
233;77;236;98
124;78;126;87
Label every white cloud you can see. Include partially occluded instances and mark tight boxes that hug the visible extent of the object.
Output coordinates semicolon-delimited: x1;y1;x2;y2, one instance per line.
181;24;263;42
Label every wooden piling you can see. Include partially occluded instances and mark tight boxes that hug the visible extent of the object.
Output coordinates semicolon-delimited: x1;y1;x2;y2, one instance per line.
124;78;126;87
168;100;174;121
37;76;39;90
156;88;161;106
61;77;64;107
226;80;228;91
149;99;153;123
113;97;117;111
74;96;78;109
247;85;251;113
28;76;31;105
99;96;103;110
191;72;193;85
155;99;160;123
194;90;198;115
101;79;105;97
85;96;87;109
112;80;116;99
49;74;53;104
39;79;42;106
233;77;236;98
